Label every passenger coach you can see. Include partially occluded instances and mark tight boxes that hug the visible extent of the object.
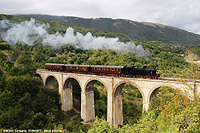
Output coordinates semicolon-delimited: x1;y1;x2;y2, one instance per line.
90;65;124;74
65;64;91;72
45;63;65;71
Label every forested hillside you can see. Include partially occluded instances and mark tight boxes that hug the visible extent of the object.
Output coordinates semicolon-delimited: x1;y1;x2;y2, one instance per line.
18;14;200;44
0;14;200;132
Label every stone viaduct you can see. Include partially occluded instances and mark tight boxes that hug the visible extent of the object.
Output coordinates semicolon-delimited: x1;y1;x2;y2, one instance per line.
36;68;200;125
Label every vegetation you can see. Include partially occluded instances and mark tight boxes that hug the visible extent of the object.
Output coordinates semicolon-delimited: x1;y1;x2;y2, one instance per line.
0;74;63;129
88;89;200;133
0;14;200;132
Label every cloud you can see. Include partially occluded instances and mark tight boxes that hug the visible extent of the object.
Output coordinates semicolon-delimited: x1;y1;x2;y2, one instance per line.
184;23;200;34
0;0;200;34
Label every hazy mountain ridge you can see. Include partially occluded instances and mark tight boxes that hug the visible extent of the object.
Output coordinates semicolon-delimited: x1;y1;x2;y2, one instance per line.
18;14;200;44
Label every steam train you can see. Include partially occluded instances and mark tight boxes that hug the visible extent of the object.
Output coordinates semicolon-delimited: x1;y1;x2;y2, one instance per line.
45;63;160;78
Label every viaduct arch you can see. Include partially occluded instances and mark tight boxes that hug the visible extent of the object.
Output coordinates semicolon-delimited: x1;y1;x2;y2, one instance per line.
45;75;59;90
36;69;200;125
113;81;144;125
148;84;179;103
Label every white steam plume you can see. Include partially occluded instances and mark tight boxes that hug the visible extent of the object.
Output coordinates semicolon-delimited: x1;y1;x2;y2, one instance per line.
0;18;153;62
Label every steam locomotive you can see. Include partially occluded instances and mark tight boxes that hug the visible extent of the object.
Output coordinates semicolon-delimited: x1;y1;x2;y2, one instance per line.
45;63;160;78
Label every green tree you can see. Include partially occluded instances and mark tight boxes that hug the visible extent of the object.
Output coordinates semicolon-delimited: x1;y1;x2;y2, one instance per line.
0;75;63;129
88;117;119;133
16;53;32;65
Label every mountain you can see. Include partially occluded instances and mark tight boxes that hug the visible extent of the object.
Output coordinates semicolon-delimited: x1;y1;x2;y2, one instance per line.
18;14;200;44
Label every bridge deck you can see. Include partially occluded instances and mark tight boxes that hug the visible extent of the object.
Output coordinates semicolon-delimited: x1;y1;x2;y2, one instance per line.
36;68;200;83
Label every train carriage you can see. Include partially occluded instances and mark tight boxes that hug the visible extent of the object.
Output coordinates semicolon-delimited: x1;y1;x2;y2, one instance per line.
65;64;91;72
91;65;125;74
45;63;65;71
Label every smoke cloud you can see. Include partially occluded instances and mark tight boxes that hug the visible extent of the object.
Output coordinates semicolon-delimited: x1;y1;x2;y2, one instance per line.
0;18;153;62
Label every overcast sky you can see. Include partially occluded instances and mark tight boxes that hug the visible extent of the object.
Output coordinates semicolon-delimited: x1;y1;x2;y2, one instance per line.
1;0;200;34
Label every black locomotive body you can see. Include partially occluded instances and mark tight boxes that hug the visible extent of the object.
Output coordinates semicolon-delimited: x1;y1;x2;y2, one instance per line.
45;63;160;78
